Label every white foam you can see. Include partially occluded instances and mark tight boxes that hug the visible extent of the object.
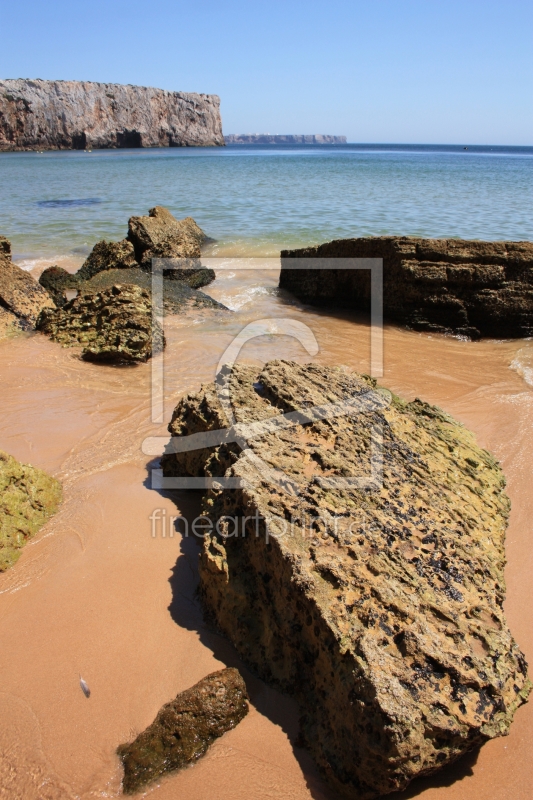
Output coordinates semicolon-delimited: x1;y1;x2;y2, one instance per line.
510;344;533;387
13;254;84;277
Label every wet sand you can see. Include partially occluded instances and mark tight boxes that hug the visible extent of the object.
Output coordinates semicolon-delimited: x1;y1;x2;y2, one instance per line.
0;268;531;799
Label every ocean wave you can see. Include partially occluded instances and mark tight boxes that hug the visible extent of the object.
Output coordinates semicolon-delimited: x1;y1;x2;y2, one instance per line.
14;254;84;275
510;345;533;387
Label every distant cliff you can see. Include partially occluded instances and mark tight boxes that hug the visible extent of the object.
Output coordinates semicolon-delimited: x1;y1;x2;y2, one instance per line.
224;134;347;144
0;79;224;151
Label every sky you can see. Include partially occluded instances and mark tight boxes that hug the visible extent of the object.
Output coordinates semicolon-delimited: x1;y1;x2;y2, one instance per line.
1;0;532;144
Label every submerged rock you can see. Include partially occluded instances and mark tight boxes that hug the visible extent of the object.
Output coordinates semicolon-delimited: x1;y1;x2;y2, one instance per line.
161;360;531;799
117;668;249;794
0;450;62;571
280;237;533;338
37;284;164;363
0;235;55;327
75;239;137;282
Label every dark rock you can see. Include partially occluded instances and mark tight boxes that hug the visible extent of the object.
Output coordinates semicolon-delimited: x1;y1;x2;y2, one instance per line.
162;360;531;799
75;239;137;282
280;237;533;338
39;266;79;307
127;206;209;271
37;284;164;363
0;79;224;151
0;450;62;571
117;668;249;794
78;267;227;314
0;236;55;327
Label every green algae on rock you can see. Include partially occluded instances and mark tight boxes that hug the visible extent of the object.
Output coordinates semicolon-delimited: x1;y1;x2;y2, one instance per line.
0;450;62;571
117;668;249;794
161;360;531;799
37;284;164;363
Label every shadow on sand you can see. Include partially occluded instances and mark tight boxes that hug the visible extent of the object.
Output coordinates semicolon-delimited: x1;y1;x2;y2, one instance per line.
144;458;481;800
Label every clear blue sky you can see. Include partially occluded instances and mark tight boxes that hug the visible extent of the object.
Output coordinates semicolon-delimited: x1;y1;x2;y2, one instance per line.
1;0;532;144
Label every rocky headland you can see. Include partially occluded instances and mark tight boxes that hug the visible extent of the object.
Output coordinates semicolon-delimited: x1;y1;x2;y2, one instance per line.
0;79;224;151
280;236;533;338
161;360;530;799
118;668;249;793
0;450;62;571
225;134;347;144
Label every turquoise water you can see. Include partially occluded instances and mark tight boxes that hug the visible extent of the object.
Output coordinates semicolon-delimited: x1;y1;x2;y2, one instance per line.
1;144;532;264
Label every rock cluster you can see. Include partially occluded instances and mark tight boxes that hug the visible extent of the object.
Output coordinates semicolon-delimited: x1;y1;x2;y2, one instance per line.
0;450;62;571
0;79;224;151
280;237;533;338
0;235;55;335
37;285;164;364
39;207;216;309
117;668;249;794
161;360;531;799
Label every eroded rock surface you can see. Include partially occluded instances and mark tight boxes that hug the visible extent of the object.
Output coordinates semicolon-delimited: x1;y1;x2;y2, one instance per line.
0;236;55;327
37;284;164;363
0;450;62;571
39;266;79;307
117;668;249;794
0;79;224;150
127;206;211;274
162;360;531;799
280;237;533;338
75;239;137;282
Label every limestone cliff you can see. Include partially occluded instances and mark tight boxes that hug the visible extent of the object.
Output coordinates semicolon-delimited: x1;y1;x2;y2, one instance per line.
225;134;347;144
0;79;224;151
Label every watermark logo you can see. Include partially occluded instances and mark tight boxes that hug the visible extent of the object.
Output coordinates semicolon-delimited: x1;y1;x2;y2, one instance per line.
142;257;386;494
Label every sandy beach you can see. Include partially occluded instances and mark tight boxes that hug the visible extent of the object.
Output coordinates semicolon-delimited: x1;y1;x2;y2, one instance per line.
0;267;531;799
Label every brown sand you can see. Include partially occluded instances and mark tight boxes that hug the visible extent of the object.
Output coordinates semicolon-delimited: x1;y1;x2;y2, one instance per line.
0;268;531;799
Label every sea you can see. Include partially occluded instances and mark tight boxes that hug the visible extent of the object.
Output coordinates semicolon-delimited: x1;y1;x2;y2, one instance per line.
1;143;532;270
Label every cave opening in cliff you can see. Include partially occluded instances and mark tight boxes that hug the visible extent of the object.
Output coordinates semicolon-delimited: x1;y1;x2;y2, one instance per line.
116;130;143;148
72;132;87;150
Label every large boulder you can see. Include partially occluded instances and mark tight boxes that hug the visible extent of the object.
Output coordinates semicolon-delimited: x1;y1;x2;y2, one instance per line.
127;206;210;270
75;239;137;282
0;450;62;571
280;237;533;338
37;284;164;363
161;360;531;799
117;668;249;794
0;235;55;326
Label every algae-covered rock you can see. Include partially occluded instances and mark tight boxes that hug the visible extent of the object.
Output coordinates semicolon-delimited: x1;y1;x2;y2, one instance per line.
0;307;25;340
79;267;226;314
0;235;56;325
162;360;531;799
39;265;79;307
117;668;249;794
75;239;138;282
37;284;164;363
0;450;62;571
